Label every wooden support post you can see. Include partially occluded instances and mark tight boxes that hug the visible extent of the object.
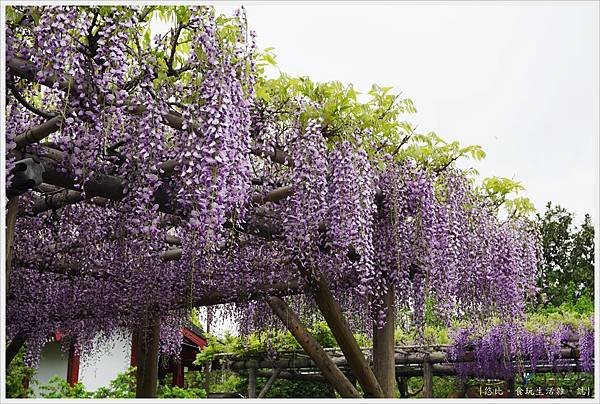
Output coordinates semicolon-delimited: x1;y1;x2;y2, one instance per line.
373;286;396;398
172;361;184;388
266;296;361;398
423;356;433;398
204;308;212;395
5;196;19;290
130;334;138;367
66;342;81;386
135;317;160;398
455;377;467;398
203;361;211;395
257;367;281;398
247;367;257;398
6;333;26;368
396;376;409;398
507;378;515;398
6;197;26;369
312;275;384;398
134;330;145;395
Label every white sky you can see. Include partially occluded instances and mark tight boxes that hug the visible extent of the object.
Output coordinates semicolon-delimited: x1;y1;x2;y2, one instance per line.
190;1;599;223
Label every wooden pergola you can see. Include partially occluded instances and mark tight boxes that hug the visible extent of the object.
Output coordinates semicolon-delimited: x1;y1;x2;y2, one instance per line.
210;343;588;398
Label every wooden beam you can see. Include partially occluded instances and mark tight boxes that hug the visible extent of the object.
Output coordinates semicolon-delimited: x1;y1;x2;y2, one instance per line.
257;367;281;398
247;367;257;398
225;345;583;371
135;317;160;398
8;57;76;94
27;146;292;217
232;356;343;371
14;115;63;147
423;356;433;398
255;370;326;382
266;296;361;398
311;273;384;398
373;286;396;397
395;364;456;376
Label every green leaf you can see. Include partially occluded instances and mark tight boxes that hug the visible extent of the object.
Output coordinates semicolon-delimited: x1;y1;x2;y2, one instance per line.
256;86;271;102
262;53;277;67
143;27;151;48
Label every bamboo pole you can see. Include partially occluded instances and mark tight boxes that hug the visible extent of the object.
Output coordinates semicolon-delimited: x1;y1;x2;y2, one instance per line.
312;274;384;398
373;286;396;397
266;296;361;398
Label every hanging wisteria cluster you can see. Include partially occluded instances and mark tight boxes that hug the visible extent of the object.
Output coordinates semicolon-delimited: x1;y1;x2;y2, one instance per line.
448;322;594;380
6;5;258;365
5;5;554;371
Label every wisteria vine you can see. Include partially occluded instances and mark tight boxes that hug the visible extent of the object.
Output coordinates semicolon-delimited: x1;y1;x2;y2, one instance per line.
4;5;570;374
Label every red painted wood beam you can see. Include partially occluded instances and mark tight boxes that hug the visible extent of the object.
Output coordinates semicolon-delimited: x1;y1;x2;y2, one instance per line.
182;328;206;349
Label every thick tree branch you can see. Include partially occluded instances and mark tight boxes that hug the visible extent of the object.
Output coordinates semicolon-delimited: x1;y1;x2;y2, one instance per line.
14;116;63;148
7;57;293;166
8;83;57;120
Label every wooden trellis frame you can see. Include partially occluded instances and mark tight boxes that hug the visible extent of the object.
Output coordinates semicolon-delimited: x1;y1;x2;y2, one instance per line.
216;344;589;398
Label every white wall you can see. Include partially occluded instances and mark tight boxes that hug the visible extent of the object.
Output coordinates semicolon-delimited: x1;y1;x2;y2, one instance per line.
31;341;69;397
78;330;132;391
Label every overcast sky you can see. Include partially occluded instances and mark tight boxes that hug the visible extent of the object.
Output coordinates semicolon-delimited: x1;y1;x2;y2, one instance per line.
196;1;599;223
